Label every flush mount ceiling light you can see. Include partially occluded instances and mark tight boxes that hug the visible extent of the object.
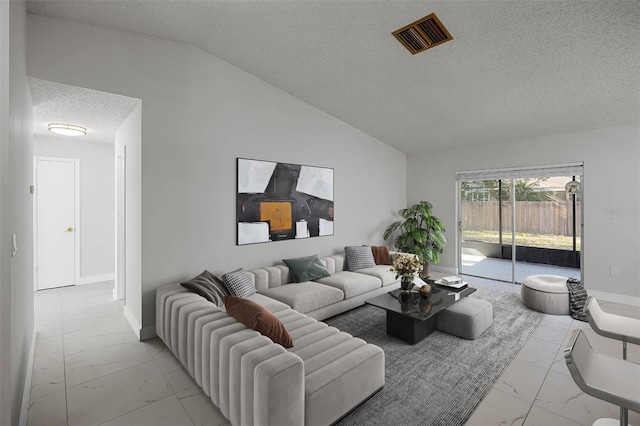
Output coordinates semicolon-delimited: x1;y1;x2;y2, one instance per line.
392;12;453;55
48;123;87;136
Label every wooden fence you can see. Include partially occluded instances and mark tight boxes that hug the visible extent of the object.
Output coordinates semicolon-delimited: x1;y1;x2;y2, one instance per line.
461;201;581;236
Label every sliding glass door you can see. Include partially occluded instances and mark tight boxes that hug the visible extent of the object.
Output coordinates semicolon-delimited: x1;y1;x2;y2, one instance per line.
513;176;581;283
459;179;513;282
458;164;583;284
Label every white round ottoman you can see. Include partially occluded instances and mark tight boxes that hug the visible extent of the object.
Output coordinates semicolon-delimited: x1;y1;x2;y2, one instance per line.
521;275;570;315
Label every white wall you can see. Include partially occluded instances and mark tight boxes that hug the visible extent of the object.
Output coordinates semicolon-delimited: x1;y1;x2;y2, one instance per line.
26;15;407;336
408;124;640;299
0;2;12;424
1;1;34;424
0;3;11;423
33;136;115;282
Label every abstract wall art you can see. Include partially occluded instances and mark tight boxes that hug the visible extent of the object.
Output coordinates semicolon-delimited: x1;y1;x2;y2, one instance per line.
237;158;334;245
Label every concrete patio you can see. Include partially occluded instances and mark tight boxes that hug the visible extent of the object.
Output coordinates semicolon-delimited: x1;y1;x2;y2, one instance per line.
461;249;581;284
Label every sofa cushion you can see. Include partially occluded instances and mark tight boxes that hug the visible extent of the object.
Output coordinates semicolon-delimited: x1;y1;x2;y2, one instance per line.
246;292;290;313
225;296;293;348
371;246;392;265
327;254;346;272
246;265;290;291
344;246;376;271
222;268;256;297
304;343;384;426
315;271;382;299
180;270;229;306
283;254;331;283
259;282;344;314
354;265;398;287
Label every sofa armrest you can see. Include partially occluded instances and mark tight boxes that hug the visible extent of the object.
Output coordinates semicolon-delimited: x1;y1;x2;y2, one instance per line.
239;346;305;426
254;351;305;426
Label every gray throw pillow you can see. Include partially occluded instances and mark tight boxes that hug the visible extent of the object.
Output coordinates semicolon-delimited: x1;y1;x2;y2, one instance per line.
344;245;376;271
222;268;256;298
180;270;229;307
283;254;331;283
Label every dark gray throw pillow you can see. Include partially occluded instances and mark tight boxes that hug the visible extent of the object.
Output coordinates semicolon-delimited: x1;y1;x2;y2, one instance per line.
180;270;229;307
283;254;331;283
344;245;376;271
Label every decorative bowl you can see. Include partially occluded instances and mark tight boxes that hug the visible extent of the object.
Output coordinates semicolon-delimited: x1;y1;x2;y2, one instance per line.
418;284;432;297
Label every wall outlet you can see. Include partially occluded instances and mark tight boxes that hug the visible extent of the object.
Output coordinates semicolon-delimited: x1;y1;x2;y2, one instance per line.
610;265;620;276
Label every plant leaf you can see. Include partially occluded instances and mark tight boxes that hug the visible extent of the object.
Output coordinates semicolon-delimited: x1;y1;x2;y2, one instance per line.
383;221;402;240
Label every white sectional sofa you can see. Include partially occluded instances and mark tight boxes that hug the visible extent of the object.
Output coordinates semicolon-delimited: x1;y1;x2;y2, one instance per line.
155;251;400;426
246;252;401;320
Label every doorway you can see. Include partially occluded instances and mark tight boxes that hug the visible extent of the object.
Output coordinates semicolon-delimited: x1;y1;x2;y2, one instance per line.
33;157;79;290
457;163;583;284
29;77;142;336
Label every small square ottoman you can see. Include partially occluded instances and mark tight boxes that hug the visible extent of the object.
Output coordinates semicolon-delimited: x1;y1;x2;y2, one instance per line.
436;297;493;340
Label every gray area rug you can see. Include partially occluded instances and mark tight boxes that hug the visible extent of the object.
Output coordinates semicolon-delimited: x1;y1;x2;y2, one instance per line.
325;287;544;426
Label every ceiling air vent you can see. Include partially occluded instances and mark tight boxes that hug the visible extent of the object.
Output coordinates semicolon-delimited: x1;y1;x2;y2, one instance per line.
392;13;453;55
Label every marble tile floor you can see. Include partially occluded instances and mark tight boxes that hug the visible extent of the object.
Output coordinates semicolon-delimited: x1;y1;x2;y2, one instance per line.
28;281;230;426
28;279;639;426
465;276;640;426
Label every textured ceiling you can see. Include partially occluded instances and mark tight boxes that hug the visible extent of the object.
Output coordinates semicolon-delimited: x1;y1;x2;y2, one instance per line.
26;1;640;153
29;78;140;143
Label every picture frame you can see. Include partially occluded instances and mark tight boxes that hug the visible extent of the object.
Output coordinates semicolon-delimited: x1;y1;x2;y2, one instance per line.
236;158;334;245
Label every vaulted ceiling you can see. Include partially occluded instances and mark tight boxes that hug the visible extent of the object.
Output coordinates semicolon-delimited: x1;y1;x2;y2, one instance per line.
26;1;640;153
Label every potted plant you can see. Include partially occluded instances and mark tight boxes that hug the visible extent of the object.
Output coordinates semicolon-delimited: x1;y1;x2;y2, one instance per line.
383;201;446;278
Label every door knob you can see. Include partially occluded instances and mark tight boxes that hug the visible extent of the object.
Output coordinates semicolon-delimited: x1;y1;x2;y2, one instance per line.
66;227;74;232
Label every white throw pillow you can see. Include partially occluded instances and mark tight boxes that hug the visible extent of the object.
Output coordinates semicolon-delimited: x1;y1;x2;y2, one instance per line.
222;268;256;298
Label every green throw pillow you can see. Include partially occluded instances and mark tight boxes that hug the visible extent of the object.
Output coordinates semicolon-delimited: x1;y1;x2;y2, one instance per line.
283;254;331;283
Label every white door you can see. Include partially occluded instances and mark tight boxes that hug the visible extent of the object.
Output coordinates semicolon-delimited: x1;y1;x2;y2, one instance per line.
35;158;78;290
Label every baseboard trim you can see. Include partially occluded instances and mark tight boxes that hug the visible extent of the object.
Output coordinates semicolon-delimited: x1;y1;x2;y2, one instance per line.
123;305;157;341
140;325;157;341
588;290;640;307
78;273;115;285
19;327;37;426
123;304;142;340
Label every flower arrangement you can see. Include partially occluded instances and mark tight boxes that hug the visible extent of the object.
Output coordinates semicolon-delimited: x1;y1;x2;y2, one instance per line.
390;253;423;282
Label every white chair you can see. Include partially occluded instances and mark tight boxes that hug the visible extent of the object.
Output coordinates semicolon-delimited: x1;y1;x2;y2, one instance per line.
564;329;640;426
584;296;640;356
584;296;640;425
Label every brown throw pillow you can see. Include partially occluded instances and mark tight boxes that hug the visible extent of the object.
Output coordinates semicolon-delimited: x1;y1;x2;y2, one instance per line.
225;296;293;348
371;246;392;265
181;270;229;306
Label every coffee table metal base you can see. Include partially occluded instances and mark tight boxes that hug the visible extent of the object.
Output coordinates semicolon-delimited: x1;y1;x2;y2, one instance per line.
386;310;436;344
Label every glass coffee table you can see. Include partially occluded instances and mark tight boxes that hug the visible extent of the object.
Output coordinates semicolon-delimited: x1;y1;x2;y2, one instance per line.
365;284;476;344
